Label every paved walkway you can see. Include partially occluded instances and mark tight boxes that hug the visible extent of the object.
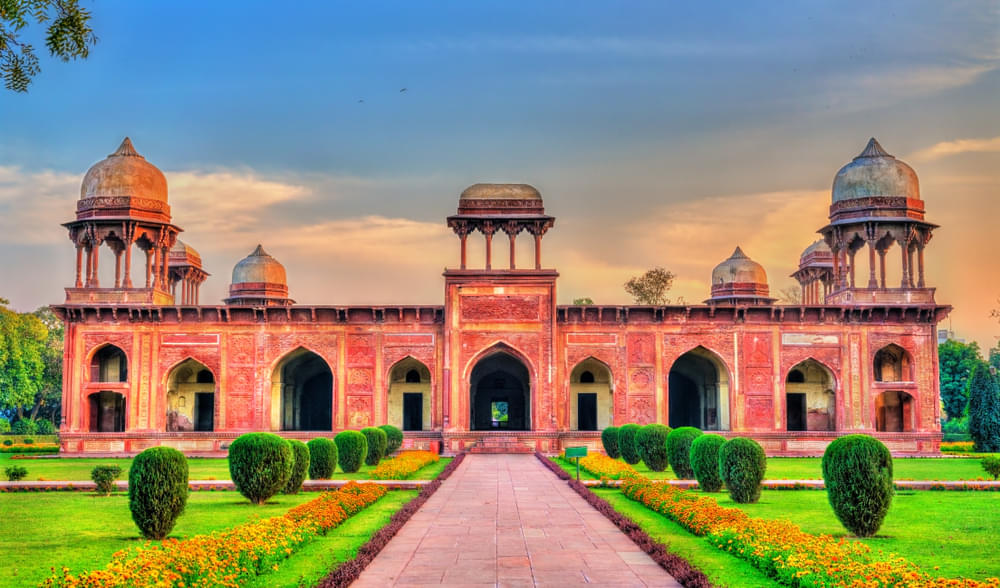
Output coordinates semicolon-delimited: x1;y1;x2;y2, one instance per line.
353;454;680;587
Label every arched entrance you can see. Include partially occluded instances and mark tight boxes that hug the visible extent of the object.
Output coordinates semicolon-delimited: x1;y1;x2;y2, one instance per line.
165;359;215;432
387;357;431;431
88;391;125;432
876;390;914;432
271;348;333;431
569;358;613;431
668;347;730;430
90;344;127;383
874;344;913;382
785;359;835;431
470;352;531;431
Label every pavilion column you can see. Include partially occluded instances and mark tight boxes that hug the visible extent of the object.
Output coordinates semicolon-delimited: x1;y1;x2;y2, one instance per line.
878;248;887;289
459;233;468;269
917;246;926;288
482;222;495;271
160;246;169;290
152;246;161;289
900;240;910;288
534;232;542;270
114;249;123;288
831;247;840;290
91;244;100;287
123;240;133;288
848;249;856;288
508;233;516;269
867;242;878;288
907;247;916;288
144;248;152;288
800;283;806;305
74;244;83;288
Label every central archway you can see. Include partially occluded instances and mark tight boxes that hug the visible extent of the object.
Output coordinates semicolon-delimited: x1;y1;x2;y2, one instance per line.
271;348;333;431
470;352;531;431
668;347;730;430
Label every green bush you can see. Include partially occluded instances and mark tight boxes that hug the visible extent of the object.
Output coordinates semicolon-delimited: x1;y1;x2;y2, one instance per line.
91;465;122;496
35;419;56;435
22;438;34;445
635;424;671;471
361;427;388;466
821;434;893;537
719;437;766;504
306;437;337;479
5;465;27;481
1;440;11;447
982;456;1000;480
128;447;189;539
667;427;702;479
379;424;404;455
0;417;10;433
690;433;726;492
227;432;293;505
283;440;310;494
601;426;620;459
969;363;1000;453
618;423;642;465
11;419;36;435
335;430;368;473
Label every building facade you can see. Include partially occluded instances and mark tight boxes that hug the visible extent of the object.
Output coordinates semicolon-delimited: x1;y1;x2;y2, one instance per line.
55;138;949;455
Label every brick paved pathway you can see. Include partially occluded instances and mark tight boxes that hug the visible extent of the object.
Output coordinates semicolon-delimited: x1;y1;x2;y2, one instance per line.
352;454;681;587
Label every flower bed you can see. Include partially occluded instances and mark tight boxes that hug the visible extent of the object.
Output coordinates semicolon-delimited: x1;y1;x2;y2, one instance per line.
941;441;975;454
1;443;59;454
42;482;387;587
620;475;999;588
561;453;636;480
369;450;439;480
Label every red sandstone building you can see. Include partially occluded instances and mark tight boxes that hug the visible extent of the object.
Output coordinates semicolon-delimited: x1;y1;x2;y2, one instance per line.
55;138;949;456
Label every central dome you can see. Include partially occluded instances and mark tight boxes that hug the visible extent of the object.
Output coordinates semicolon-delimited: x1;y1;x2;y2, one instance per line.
460;184;541;201
231;244;287;285
832;138;919;203
80;137;168;203
711;246;768;286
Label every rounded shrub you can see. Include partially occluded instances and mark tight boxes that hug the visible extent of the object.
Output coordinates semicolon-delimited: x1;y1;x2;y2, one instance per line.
35;418;56;435
283;440;310;494
227;432;293;505
335;430;368;473
22;438;34;445
11;419;36;435
306;437;337;479
719;437;766;504
0;417;10;433
601;426;620;459
361;427;388;466
91;465;122;496
689;433;726;492
821;434;894;537
667;427;703;479
128;447;188;539
635;424;671;471
617;423;642;465
2;440;11;447
5;465;27;481
379;424;404;455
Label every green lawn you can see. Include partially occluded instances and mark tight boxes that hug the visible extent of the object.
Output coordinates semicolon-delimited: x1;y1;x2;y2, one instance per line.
1;453;451;482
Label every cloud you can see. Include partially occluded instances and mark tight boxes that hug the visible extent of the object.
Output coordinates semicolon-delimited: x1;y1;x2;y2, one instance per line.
0;166;80;245
909;136;1000;161
817;63;997;114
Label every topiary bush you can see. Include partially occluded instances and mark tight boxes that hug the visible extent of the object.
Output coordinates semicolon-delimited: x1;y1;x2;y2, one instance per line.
666;427;702;479
306;437;337;479
227;432;293;505
689;433;726;492
719;437;766;504
821;434;893;537
128;447;188;539
601;426;620;459
91;465;122;496
361;427;388;466
635;424;671;471
335;430;368;473
11;419;36;435
982;456;1000;480
379;424;404;455
35;418;56;435
5;465;27;481
618;423;642;465
283;440;310;494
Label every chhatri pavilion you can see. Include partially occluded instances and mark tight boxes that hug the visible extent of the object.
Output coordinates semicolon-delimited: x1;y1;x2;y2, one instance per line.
54;137;949;455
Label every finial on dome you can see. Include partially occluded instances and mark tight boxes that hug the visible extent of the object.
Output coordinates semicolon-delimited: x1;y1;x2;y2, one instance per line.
111;137;143;158
856;137;892;159
731;246;748;259
251;244;268;256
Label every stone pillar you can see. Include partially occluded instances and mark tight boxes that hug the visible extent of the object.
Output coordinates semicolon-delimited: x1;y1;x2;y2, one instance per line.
867;242;877;289
123;240;133;289
831;246;840;290
144;248;152;288
509;233;517;269
114;249;123;288
74;244;83;288
848;249;856;288
917;245;926;288
900;240;910;288
481;221;495;271
534;233;542;270
906;246;916;288
878;248;886;289
459;233;468;269
91;243;100;287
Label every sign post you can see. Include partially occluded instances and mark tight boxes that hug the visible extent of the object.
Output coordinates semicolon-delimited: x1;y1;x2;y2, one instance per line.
565;446;588;481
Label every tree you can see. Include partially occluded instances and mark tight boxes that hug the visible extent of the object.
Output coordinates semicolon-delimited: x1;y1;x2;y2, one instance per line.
968;362;1000;453
777;285;803;305
990;345;1000;372
624;267;675;305
0;300;48;422
938;340;982;421
572;297;594;305
1;0;96;92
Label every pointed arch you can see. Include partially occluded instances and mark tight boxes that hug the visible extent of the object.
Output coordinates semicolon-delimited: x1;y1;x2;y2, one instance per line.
164;358;216;432
269;346;333;431
667;345;731;430
88;343;128;383
466;343;534;431
873;343;913;382
569;356;613;431
387;356;431;431
784;358;836;432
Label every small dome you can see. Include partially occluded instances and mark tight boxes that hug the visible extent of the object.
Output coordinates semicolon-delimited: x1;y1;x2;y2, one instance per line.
800;239;831;259
169;239;203;267
231;244;287;285
712;246;768;286
832;138;919;203
460;183;541;201
80;138;168;203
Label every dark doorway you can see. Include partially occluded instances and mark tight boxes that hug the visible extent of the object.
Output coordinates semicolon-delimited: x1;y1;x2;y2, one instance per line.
668;349;723;430
786;393;806;431
470;352;531;431
195;393;214;431
88;391;125;432
279;350;333;431
578;393;598;431
91;345;127;382
403;393;423;431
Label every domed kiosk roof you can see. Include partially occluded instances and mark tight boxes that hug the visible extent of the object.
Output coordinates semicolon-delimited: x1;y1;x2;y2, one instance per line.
168;239;204;269
708;247;774;305
225;245;293;306
460;183;542;201
832;138;919;203
454;183;547;217
80;137;168;203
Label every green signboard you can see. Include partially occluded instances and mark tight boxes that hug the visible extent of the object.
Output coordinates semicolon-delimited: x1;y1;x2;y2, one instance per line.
565;446;588;458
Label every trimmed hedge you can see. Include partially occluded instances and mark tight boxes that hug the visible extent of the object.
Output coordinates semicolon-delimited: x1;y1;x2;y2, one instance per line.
667;427;702;480
11;419;36;435
719;437;766;504
618;423;642;465
128;447;189;539
283;440;310;494
228;433;293;505
635;424;671;471
821;434;893;537
91;465;122;496
379;424;404;455
361;427;387;466
335;430;368;473
689;433;726;492
307;437;337;480
601;426;620;459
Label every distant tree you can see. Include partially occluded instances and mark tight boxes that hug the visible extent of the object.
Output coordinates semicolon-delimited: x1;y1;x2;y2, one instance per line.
777;285;803;305
624;267;675;305
0;300;48;423
968;362;1000;453
990;346;1000;372
572;297;594;305
1;0;96;92
939;340;982;421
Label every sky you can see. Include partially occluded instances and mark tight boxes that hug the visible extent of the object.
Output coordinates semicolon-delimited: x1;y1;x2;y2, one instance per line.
0;1;998;349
